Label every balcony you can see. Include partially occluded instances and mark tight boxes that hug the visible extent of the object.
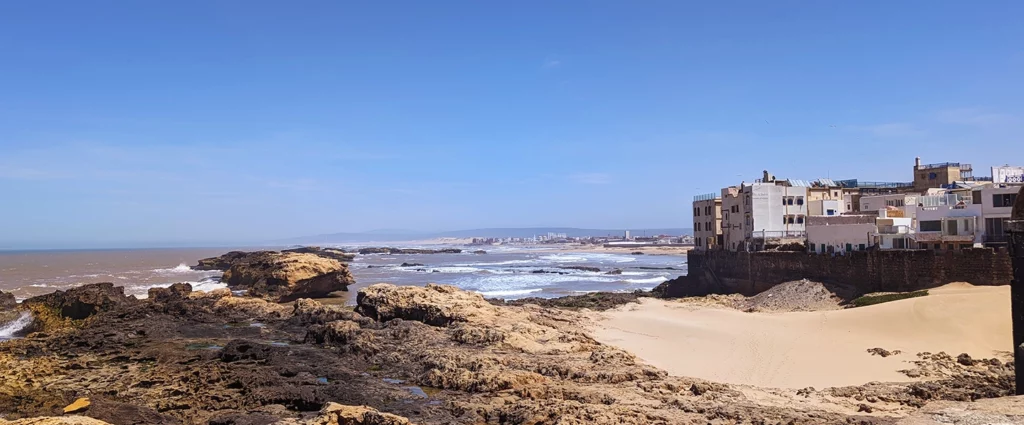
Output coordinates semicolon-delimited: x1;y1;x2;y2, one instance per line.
876;225;912;234
751;230;806;239
984;233;1009;244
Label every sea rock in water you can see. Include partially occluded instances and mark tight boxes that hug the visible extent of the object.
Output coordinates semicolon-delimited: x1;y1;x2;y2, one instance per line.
282;246;356;262
559;266;600;272
22;282;137;324
0;291;17;310
222;252;354;301
193;250;262;271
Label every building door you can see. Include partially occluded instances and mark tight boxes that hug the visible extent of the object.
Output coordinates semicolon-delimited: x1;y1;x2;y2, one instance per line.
948;219;958;236
845;243;853;252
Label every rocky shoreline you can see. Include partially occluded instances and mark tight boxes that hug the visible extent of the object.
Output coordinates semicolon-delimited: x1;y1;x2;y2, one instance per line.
0;250;1019;424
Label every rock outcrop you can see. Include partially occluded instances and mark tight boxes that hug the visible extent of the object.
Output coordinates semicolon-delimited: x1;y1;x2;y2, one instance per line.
1;281;1011;425
193;250;262;271
21;283;137;331
282;246;356;262
0;291;17;310
221;252;354;301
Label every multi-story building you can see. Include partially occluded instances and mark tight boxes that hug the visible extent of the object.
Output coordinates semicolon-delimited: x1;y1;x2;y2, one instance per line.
972;182;1022;246
720;186;744;251
807;209;915;254
912;157;977;192
859;193;920;219
912;193;981;251
692;193;722;251
992;165;1024;183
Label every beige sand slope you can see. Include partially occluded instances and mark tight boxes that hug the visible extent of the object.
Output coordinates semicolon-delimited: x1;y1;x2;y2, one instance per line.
590;283;1011;389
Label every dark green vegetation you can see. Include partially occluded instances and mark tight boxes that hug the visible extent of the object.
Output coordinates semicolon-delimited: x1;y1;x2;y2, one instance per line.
851;290;929;307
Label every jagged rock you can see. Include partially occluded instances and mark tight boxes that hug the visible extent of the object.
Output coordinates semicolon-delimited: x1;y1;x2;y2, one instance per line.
605;269;623;275
867;347;901;357
193;250;261;271
1;290;17;310
221;252;354;301
356;284;493;326
399;263;424;267
2;417;112;425
22;283;137;331
283;246;356;262
213;296;290;320
559;266;600;272
148;282;193;303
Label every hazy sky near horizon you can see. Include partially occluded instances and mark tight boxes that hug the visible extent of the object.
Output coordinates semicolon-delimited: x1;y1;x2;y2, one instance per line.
2;1;1023;248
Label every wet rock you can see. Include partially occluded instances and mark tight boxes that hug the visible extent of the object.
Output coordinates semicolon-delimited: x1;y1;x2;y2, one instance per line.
194;250;261;271
605;269;623;275
282;246;355;262
0;290;17;310
472;250;487;255
220;339;277;363
221;252;354;301
399;263;424;267
22;282;137;330
559;266;600;273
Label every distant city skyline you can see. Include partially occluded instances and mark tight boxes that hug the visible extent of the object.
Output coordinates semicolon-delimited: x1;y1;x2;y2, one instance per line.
1;1;1022;248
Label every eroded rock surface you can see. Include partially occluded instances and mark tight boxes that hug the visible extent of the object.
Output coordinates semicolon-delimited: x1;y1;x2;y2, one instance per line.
1;282;1014;425
221;252;354;301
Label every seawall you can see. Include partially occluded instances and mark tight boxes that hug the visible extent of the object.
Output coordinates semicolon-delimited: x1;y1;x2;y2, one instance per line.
657;248;1012;299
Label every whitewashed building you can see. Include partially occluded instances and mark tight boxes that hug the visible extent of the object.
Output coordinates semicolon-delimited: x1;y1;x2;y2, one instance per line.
972;182;1022;246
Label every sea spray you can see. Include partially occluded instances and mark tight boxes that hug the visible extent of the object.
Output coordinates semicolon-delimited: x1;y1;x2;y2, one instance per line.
0;311;33;341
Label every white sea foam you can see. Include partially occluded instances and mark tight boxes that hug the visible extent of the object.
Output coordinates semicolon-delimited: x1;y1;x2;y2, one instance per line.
0;312;33;341
624;276;669;285
131;278;228;299
153;263;196;274
475;288;543;297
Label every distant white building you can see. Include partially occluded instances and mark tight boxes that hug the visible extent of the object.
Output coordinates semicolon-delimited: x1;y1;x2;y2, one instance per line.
992;165;1024;183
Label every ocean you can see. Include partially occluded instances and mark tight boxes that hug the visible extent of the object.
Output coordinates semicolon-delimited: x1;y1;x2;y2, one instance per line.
0;246;687;303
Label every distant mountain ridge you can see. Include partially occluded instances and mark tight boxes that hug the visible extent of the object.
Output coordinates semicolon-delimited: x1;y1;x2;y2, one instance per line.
280;227;692;244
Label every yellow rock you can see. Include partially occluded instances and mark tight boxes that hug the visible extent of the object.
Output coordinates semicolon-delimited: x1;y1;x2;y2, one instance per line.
62;397;90;414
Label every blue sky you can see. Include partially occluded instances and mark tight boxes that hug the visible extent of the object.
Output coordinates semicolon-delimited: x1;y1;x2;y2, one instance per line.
1;1;1022;248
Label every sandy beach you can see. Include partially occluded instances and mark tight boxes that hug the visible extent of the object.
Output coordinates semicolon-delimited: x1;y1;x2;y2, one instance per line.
589;282;1012;389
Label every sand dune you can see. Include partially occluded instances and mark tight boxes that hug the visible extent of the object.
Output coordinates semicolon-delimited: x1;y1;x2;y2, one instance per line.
589;283;1012;389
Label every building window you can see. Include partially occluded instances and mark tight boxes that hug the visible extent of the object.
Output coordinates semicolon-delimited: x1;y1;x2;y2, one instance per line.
920;220;942;232
973;191;982;204
826;209;836;216
787;216;795;224
846;243;853;252
933;243;941;250
859;244;866;251
796;215;804;224
796;196;804;205
993;193;1018;208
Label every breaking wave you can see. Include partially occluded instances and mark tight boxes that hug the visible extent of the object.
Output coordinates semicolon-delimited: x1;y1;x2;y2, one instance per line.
0;312;33;341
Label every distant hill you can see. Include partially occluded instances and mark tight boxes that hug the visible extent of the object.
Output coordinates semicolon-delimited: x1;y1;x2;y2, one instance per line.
279;227;692;244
